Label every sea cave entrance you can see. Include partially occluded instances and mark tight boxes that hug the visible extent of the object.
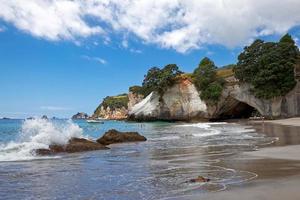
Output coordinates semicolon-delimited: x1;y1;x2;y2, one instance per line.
216;98;260;120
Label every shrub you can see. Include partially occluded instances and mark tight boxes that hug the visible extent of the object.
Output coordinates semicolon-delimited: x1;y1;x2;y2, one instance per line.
129;85;145;95
234;34;299;99
200;82;224;104
142;64;182;97
99;95;129;110
193;57;224;104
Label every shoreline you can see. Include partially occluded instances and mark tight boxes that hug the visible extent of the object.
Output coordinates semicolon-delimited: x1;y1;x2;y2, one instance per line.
204;117;300;199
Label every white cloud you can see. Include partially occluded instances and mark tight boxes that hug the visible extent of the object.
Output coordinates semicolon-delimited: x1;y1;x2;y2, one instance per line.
40;106;71;111
0;0;103;40
82;55;107;64
1;0;300;52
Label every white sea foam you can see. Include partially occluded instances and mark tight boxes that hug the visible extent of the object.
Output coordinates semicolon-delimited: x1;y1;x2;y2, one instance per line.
0;119;83;162
192;130;221;137
149;136;181;141
176;122;227;129
177;123;211;129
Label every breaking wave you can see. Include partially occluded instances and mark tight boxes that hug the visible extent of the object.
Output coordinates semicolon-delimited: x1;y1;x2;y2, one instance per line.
0;119;83;162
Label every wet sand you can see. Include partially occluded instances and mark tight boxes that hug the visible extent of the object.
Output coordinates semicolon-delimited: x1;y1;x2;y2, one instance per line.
245;145;300;161
180;175;300;200
193;118;300;200
236;118;300;199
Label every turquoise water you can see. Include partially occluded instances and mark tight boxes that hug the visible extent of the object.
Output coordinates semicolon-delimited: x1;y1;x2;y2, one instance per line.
0;119;276;199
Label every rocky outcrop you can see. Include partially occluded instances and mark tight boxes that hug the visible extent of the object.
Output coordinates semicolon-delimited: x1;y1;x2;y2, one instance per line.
129;76;300;120
34;129;147;155
35;138;108;155
72;112;89;119
92;106;128;120
212;79;300;119
128;91;144;111
97;129;147;145
92;91;144;120
187;176;210;183
129;78;208;121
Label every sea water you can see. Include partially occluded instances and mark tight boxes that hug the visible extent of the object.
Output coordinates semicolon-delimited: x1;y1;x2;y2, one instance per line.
0;119;276;200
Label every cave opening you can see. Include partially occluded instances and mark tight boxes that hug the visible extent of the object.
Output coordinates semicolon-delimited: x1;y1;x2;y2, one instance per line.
217;100;261;120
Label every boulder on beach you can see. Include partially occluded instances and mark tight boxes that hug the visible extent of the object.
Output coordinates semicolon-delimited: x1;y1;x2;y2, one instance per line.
35;138;109;155
97;129;147;145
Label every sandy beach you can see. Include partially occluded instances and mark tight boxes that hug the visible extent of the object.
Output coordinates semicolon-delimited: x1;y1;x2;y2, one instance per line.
264;117;300;127
206;117;300;200
168;118;300;200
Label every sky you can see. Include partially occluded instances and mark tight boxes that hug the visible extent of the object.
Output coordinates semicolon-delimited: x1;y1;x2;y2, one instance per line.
0;0;300;119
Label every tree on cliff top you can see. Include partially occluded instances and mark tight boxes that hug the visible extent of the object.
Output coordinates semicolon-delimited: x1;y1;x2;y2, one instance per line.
234;34;299;99
193;57;224;104
193;57;217;91
142;64;182;96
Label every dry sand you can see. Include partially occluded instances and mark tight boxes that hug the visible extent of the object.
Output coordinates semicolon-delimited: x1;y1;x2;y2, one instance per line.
264;117;300;127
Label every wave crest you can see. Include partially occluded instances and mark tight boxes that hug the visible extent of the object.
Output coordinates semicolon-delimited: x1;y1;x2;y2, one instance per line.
0;119;83;162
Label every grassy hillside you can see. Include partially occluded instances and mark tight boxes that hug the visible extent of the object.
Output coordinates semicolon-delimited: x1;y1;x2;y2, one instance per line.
93;94;129;116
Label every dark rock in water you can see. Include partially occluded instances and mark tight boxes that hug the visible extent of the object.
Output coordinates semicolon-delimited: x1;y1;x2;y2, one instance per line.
35;138;109;155
97;129;147;145
188;176;210;183
41;115;48;120
72;112;89;119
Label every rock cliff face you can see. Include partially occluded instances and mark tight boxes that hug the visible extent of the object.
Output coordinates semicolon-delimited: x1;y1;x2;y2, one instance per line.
127;91;144;111
129;77;300;120
129;78;208;121
92;106;128;120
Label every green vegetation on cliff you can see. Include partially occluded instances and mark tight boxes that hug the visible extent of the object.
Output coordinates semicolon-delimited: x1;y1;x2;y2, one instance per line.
216;65;235;78
101;94;129;109
100;33;299;114
94;94;129;116
192;57;225;104
141;64;182;96
129;86;144;95
234;34;299;99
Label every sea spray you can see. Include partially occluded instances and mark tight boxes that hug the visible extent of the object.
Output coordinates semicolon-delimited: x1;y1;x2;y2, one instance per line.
21;118;82;146
0;119;83;161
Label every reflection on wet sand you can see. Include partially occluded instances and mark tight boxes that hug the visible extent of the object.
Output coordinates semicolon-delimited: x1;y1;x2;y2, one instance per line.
215;121;300;183
220;155;300;180
251;122;300;146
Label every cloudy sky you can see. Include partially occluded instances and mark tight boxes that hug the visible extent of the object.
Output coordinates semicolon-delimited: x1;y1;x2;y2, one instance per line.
0;0;300;118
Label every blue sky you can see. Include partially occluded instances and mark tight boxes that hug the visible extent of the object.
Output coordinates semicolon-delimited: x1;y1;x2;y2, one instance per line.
0;1;300;118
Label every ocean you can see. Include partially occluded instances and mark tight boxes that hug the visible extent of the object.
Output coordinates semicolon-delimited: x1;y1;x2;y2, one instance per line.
0;119;276;200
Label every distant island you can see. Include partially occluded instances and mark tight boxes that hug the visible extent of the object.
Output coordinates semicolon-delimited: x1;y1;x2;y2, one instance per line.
72;112;90;120
83;34;300;121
